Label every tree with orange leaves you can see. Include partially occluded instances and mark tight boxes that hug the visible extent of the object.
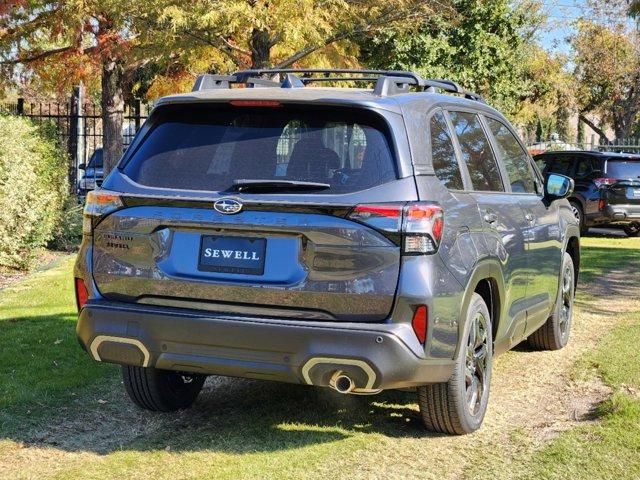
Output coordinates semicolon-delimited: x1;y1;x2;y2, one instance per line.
1;0;454;174
0;1;146;173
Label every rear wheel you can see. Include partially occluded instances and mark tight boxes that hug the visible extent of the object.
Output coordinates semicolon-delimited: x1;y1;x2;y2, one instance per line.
570;201;588;235
122;366;206;412
417;293;493;435
623;223;640;237
528;252;575;351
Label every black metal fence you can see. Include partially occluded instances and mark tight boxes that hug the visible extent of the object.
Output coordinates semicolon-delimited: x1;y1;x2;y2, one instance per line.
1;87;151;192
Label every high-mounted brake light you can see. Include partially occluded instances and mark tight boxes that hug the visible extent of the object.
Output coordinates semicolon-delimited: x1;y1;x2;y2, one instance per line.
594;177;618;188
347;202;444;254
229;100;282;107
83;189;123;234
75;277;89;311
412;305;428;344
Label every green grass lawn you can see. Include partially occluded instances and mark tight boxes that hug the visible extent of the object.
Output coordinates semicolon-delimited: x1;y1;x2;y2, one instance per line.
0;256;118;437
1;234;639;479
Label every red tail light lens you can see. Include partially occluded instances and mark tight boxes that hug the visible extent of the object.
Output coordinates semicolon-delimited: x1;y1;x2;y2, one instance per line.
75;278;89;311
598;199;606;211
402;204;444;254
347;202;444;254
412;305;428;344
348;204;403;232
594;177;618;188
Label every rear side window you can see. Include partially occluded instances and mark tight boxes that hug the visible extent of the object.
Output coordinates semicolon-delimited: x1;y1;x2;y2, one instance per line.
544;156;574;176
122;105;397;193
575;156;599;177
605;159;640;180
486;118;537;193
430;111;463;190
449;111;504;192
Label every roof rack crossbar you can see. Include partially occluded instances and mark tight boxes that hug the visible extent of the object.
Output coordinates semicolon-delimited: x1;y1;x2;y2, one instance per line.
192;69;484;102
233;68;423;84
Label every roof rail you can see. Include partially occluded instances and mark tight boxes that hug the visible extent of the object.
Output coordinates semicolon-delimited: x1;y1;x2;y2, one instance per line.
191;69;484;102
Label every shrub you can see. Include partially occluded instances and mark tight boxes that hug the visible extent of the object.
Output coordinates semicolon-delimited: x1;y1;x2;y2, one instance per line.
48;196;83;252
0;115;68;270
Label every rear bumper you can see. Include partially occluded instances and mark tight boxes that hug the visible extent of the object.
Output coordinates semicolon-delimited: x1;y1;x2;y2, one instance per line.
601;204;640;223
77;301;454;393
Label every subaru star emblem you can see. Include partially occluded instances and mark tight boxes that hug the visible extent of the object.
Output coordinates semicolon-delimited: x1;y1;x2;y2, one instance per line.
214;198;242;215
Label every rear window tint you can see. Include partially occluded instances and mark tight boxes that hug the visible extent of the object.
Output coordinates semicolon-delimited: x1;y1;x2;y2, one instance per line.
122;104;397;193
605;159;640;180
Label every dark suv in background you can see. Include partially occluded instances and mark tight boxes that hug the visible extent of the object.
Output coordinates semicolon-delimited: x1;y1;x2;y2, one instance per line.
77;148;104;196
534;151;640;236
75;69;580;435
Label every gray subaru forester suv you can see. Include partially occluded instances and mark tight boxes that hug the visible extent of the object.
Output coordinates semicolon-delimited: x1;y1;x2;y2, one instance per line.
74;69;580;434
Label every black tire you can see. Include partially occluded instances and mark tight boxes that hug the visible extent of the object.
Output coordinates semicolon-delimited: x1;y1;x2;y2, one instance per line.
569;201;588;235
122;366;206;412
528;252;575;351
623;223;640;237
417;293;493;435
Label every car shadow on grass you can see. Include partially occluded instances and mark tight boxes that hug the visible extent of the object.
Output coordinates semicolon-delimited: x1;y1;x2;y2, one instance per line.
1;318;441;456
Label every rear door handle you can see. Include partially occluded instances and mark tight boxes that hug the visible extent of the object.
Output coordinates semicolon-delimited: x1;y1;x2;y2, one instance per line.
483;212;498;224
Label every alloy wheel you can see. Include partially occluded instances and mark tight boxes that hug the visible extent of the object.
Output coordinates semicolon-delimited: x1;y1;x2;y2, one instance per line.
465;312;490;417
570;204;581;223
559;264;574;337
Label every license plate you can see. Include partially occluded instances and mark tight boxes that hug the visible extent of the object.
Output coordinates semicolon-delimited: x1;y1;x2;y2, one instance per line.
632;188;640;198
198;236;266;275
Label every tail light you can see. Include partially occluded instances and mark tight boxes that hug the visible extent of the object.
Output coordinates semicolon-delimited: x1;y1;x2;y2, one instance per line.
347;202;444;254
75;277;89;311
598;199;606;211
412;305;428;344
83;189;123;234
402;204;444;254
594;177;618;188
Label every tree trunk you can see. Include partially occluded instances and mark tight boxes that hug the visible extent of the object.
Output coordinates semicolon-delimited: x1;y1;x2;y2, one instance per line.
578;113;611;144
250;29;272;68
101;56;125;176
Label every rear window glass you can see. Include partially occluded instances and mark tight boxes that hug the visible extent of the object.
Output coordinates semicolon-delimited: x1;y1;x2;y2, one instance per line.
88;149;103;168
605;159;640;180
122;104;397;193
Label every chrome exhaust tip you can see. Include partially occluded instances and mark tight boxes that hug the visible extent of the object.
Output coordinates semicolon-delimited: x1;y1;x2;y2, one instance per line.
329;370;355;394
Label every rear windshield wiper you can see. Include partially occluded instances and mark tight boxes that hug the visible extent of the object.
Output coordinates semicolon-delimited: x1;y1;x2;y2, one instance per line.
232;179;331;192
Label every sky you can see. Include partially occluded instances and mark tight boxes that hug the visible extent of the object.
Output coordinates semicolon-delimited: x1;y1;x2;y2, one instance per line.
539;0;590;54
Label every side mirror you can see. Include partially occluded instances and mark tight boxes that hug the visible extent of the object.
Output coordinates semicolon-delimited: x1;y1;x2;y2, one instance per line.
78;163;87;170
545;173;574;200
